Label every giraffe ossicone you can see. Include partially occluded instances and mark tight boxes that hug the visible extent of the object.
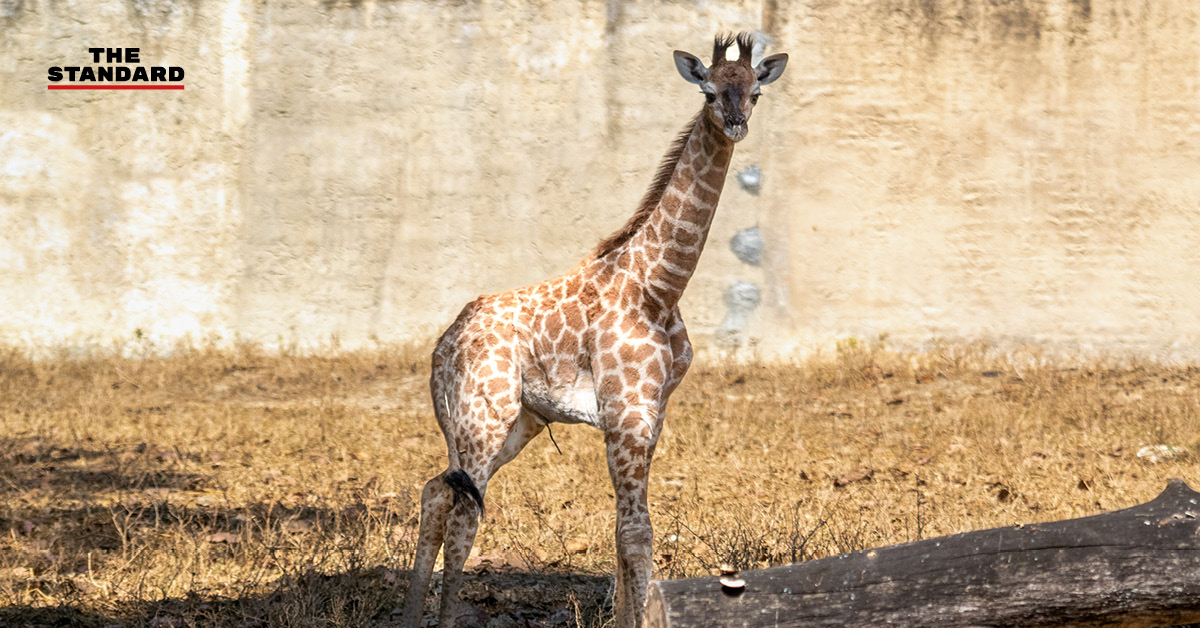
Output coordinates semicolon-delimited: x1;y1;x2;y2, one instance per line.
400;31;788;628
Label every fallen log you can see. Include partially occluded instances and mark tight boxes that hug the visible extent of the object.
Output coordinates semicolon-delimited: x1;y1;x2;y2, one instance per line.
646;479;1200;628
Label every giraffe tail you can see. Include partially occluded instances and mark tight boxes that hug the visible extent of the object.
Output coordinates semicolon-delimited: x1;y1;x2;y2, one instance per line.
436;384;485;518
445;469;485;518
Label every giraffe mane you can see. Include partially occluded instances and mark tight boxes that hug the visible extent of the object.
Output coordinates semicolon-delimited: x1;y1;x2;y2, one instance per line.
594;111;702;258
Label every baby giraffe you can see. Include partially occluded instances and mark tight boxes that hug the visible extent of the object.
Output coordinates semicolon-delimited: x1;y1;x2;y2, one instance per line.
401;32;787;628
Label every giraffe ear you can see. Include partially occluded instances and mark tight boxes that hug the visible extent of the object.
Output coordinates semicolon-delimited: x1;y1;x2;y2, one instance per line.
673;50;708;85
755;53;788;85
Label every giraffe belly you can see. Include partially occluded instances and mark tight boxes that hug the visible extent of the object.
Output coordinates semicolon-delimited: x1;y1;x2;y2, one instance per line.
520;372;601;429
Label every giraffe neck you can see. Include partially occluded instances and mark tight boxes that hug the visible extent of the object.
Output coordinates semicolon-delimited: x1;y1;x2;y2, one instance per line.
622;112;734;311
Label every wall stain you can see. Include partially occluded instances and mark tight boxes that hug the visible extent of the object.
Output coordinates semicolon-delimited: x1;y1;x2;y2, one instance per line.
1;0;23;23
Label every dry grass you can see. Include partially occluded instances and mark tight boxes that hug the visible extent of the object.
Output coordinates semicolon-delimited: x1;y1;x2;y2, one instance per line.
1;340;1198;627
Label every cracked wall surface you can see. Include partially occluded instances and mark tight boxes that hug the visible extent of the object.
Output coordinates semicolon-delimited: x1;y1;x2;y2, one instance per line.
2;0;1198;357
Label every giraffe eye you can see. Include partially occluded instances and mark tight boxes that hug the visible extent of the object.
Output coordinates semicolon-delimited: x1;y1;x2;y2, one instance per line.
751;93;760;105
704;92;716;104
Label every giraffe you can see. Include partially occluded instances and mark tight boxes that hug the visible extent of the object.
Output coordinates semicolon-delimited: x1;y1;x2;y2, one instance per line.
400;32;787;628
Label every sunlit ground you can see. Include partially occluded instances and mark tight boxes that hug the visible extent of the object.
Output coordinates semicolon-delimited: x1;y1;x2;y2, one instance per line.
1;342;1196;626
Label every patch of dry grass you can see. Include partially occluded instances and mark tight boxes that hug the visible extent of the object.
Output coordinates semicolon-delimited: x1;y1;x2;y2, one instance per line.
1;341;1197;626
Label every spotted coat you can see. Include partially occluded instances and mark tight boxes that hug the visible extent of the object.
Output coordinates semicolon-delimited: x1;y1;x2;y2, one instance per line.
400;32;788;628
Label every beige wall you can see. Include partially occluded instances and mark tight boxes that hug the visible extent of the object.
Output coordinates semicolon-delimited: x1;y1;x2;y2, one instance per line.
2;0;1198;357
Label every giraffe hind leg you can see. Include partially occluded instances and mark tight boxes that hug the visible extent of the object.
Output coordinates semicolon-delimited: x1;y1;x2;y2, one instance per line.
436;407;544;626
438;494;485;626
397;469;486;628
399;472;454;628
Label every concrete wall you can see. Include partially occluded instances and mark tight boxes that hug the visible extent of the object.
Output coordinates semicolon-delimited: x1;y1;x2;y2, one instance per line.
2;0;1199;357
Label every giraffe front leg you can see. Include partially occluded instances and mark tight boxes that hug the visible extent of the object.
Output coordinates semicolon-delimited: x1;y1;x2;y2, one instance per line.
605;405;659;628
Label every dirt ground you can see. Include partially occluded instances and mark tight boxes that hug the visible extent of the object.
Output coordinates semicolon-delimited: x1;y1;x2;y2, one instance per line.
1;341;1197;627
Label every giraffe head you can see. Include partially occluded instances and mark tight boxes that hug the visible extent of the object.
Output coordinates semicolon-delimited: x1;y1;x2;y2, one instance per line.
673;33;788;142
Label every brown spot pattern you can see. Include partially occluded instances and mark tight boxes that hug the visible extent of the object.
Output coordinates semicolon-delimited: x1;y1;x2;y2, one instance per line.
406;31;773;628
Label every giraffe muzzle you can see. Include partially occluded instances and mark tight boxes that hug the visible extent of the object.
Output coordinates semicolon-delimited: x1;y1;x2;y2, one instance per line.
723;121;748;142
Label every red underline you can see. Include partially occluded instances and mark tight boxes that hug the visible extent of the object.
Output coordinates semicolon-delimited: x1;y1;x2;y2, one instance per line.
48;85;185;90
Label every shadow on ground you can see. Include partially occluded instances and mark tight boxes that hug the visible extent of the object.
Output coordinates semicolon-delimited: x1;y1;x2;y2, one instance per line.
1;436;611;628
0;567;611;628
0;435;213;498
